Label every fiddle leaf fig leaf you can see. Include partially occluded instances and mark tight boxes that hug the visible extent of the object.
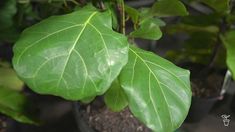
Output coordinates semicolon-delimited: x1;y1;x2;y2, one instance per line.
104;79;128;112
13;8;129;100
130;18;162;40
150;0;188;17
0;87;38;124
221;30;235;80
125;5;139;24
119;46;192;132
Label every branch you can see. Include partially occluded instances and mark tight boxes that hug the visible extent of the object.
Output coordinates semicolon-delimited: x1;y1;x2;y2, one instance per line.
117;0;125;34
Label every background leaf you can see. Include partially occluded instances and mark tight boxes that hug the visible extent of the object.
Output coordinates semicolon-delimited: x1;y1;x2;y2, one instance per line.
13;7;129;100
120;46;192;132
221;30;235;79
0;0;17;30
150;0;188;17
125;5;139;24
0;86;38;124
130;18;162;40
0;67;24;91
104;79;128;112
200;0;230;14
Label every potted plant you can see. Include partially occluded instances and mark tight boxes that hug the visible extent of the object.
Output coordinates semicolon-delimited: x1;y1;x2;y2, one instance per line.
1;0;193;131
165;0;235;122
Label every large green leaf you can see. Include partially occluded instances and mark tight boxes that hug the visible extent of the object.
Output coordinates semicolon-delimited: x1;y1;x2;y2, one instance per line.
130;18;162;40
13;8;129;100
221;30;235;80
0;87;37;124
104;79;128;112
119;46;192;132
150;0;188;17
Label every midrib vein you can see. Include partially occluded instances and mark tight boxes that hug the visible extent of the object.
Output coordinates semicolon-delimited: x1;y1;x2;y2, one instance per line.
16;24;83;65
57;12;97;88
129;48;173;129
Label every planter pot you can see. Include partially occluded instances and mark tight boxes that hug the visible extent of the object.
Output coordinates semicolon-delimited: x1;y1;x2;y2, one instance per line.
230;94;235;113
185;96;220;123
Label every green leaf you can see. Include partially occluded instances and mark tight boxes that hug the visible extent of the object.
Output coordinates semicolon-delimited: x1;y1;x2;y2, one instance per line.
150;0;188;17
181;14;221;26
0;27;20;43
80;96;95;104
0;67;24;91
139;7;151;19
125;5;139;24
200;0;230;14
166;24;219;34
184;32;217;50
119;46;192;132
0;0;17;30
130;18;162;40
221;30;235;79
104;79;128;112
13;8;129;100
0;87;38;124
104;2;119;30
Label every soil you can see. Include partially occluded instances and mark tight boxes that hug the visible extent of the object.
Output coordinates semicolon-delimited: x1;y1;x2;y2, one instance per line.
191;73;224;98
80;100;151;132
180;62;224;98
0;115;7;132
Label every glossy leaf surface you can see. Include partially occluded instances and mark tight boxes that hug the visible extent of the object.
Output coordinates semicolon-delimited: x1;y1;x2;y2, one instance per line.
0;87;37;124
222;30;235;79
13;8;129;100
104;79;128;112
120;46;192;132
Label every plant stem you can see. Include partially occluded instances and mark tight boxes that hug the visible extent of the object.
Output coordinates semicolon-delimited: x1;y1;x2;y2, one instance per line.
72;102;95;132
208;17;227;69
118;0;125;34
98;0;105;10
208;40;220;68
198;18;227;77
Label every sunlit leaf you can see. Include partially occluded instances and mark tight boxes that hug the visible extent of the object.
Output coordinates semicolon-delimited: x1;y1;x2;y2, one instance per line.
13;7;129;100
120;46;192;132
